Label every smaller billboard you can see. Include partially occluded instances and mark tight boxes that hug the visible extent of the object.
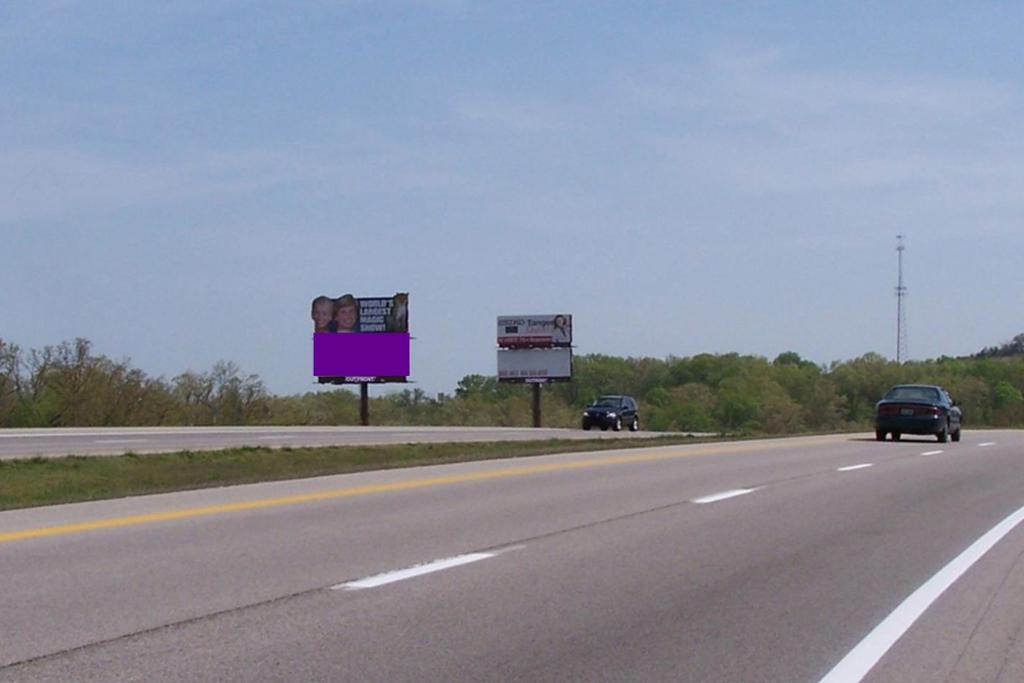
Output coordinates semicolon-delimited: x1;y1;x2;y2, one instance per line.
497;347;572;382
497;314;572;348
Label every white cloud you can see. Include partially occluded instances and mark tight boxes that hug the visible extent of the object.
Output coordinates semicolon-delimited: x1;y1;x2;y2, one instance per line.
0;146;323;222
603;45;1023;215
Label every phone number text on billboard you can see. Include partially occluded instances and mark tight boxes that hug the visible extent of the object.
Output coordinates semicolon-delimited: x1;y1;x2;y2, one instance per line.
497;347;572;382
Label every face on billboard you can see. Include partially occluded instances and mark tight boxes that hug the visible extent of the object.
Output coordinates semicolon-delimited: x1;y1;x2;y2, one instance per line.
552;315;571;343
387;293;408;332
311;296;333;333
333;297;359;332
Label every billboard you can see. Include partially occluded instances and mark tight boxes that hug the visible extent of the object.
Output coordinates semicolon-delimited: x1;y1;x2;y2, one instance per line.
312;293;408;334
497;314;572;348
497;347;572;382
312;293;410;382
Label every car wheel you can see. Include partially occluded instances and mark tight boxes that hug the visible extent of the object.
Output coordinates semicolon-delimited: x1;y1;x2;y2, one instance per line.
875;430;886;441
629;417;639;432
600;425;608;431
582;423;591;431
952;428;961;442
893;432;901;441
937;423;948;443
613;417;623;432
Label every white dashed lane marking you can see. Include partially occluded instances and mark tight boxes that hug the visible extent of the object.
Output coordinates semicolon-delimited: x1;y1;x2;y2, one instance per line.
333;553;497;590
692;488;759;504
838;464;873;472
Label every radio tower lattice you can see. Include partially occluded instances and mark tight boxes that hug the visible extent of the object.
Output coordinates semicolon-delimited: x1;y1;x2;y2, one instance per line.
896;235;908;364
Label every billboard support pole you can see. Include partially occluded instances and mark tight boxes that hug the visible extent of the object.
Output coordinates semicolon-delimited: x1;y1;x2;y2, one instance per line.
360;383;369;426
532;383;542;428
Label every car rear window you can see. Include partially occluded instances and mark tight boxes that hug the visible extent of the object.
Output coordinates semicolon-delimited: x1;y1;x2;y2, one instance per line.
885;387;940;401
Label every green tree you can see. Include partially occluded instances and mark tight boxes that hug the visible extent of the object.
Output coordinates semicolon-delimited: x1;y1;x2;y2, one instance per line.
714;387;759;432
0;340;22;426
756;381;804;434
991;380;1024;426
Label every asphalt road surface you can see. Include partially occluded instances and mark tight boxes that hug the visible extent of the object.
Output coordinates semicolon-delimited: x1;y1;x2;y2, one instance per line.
2;431;1023;682
0;425;676;460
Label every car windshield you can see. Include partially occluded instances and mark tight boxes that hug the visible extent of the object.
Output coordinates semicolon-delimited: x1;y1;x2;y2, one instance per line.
885;386;940;402
593;397;619;407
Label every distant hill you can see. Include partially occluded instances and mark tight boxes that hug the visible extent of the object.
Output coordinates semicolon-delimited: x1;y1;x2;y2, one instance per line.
975;333;1024;359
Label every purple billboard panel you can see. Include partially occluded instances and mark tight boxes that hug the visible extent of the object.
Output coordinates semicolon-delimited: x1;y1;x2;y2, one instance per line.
313;333;410;379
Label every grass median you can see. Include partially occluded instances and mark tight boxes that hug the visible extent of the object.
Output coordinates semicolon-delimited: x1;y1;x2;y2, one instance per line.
0;435;713;511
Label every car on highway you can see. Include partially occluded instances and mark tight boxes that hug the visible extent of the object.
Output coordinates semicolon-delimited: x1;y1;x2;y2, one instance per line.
874;384;962;442
582;395;639;432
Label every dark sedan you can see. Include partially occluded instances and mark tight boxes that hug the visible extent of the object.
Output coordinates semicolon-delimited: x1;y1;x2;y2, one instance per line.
874;384;962;442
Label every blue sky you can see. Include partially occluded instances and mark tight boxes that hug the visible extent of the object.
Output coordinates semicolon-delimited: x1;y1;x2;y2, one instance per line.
2;2;1022;397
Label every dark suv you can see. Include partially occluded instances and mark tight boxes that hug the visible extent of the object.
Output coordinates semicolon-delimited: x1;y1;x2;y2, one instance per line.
582;395;639;432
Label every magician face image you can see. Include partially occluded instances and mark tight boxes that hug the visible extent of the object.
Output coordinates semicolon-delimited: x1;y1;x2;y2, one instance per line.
311;296;333;332
332;295;359;332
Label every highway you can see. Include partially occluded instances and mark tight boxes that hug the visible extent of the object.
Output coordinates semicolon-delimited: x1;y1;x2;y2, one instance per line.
0;425;674;460
2;431;1023;681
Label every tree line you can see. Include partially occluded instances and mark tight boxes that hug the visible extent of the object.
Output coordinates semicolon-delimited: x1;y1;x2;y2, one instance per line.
975;333;1024;359
1;337;1022;433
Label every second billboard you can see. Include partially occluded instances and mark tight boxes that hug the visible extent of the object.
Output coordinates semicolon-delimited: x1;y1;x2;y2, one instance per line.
497;314;572;348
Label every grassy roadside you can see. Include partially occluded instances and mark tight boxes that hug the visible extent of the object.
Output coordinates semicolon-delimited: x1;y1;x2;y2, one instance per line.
0;435;715;511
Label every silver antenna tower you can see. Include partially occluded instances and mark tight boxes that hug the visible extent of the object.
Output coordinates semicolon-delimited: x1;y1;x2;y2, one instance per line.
896;235;908;363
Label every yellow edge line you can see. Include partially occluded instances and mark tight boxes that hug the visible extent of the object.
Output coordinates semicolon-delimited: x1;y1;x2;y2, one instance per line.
0;436;841;543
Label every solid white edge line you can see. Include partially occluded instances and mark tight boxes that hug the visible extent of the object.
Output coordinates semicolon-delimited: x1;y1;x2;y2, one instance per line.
692;488;758;504
920;450;943;456
93;439;149;444
332;553;497;590
838;464;874;472
818;502;1024;683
